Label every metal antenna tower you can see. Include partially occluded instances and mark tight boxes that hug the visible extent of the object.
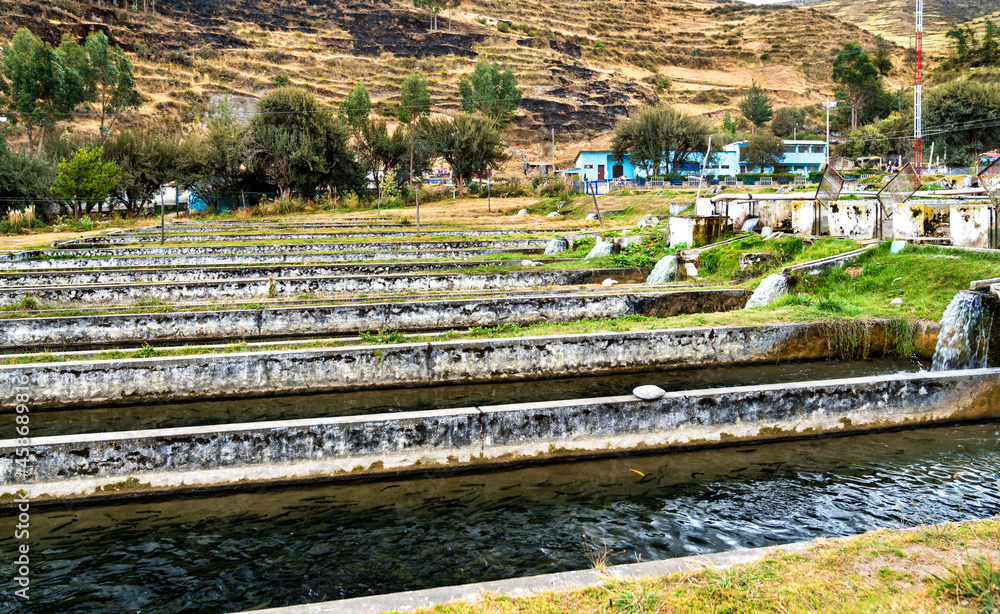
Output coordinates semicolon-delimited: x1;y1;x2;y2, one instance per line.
914;0;923;175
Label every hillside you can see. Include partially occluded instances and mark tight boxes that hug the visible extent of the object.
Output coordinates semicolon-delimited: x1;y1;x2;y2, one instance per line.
803;0;1000;56
0;0;907;162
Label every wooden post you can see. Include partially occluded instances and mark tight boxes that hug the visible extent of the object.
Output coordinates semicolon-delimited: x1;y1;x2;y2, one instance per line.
591;182;604;227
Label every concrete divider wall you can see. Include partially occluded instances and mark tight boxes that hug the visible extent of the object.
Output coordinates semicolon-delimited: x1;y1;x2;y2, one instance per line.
43;240;550;258
0;322;884;410
0;260;564;287
0;290;747;349
0;269;645;305
3;368;997;498
55;236;554;248
0;249;544;271
119;229;555;239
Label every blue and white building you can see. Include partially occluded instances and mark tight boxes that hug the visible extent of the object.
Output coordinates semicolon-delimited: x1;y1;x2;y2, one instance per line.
571;139;827;180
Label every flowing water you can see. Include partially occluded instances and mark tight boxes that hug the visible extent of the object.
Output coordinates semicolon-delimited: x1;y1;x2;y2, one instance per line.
933;290;999;371
2;421;998;613
645;255;678;284
29;358;924;436
745;273;789;309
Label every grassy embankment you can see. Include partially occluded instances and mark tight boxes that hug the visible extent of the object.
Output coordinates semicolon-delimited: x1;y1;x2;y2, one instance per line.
403;518;1000;614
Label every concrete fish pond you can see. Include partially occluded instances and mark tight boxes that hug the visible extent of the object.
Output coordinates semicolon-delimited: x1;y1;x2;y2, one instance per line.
3;421;1000;613
48;238;552;253
0;259;579;287
0;289;745;350
0;322;934;410
4;203;1000;614
0;248;546;270
0;268;646;305
5;366;998;501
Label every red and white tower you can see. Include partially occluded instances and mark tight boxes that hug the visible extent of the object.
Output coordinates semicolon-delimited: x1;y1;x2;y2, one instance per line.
914;0;923;175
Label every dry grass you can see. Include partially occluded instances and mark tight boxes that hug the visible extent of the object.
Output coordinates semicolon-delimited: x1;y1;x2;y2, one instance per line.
405;519;1000;614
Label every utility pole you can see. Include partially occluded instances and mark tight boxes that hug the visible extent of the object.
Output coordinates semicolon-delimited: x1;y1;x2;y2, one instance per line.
410;139;420;233
160;187;165;245
823;99;836;168
914;0;923;175
695;135;712;202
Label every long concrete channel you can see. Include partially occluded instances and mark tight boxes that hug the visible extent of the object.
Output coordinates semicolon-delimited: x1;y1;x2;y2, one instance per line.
56;230;557;245
0;259;574;287
26;239;551;258
0;321;925;411
0;289;745;349
0;248;545;270
2;366;993;501
0;268;643;305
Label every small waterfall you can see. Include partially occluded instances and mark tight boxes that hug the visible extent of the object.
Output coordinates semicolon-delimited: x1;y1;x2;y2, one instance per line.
646;255;678;284
544;238;568;255
932;290;999;371
745;273;789;309
741;217;760;232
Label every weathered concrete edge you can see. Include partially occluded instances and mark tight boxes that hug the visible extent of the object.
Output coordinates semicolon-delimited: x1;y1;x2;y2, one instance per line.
3;368;995;501
0;289;746;349
238;539;819;614
782;245;876;275
0;320;939;410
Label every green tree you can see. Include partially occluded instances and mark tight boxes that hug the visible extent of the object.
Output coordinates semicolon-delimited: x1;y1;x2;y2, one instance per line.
413;0;461;31
457;59;522;126
399;73;431;124
742;130;783;173
721;111;737;135
245;87;358;200
738;81;773;133
421;112;509;197
924;80;1000;165
355;119;409;211
839;123;889;160
770;106;806;139
872;35;893;76
339;81;371;133
983;19;999;61
103;128;181;217
83;32;140;135
832;42;881;129
175;96;254;212
0;142;56;214
611;104;713;177
946;24;973;59
0;29;90;152
50;145;119;222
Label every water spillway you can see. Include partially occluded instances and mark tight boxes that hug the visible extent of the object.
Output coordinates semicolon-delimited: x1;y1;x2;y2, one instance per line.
744;273;789;309
2;421;999;613
932;289;1000;370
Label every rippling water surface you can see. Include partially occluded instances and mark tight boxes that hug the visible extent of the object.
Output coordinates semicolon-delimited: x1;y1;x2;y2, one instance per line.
2;420;998;613
33;357;925;436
